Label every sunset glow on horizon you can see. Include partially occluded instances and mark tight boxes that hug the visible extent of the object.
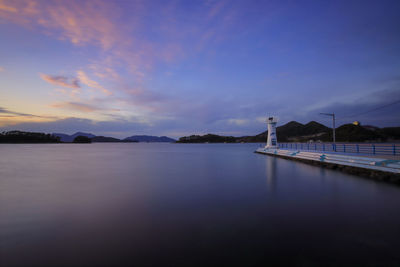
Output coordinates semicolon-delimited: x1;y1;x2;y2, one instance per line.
1;0;399;138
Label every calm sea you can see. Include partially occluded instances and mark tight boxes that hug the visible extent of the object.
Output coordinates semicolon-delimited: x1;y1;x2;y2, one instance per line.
1;143;400;266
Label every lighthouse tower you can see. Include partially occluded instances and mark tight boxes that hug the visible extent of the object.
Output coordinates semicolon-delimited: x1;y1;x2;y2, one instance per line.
265;116;278;149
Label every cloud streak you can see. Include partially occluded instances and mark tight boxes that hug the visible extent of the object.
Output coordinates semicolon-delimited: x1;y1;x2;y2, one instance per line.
77;71;111;96
0;0;16;13
41;71;111;97
51;102;101;113
40;74;80;89
0;107;36;117
0;107;57;126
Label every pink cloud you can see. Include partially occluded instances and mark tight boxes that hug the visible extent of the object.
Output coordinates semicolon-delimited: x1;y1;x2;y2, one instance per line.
40;73;80;89
0;0;17;13
1;0;239;78
41;72;111;96
0;0;122;49
2;0;243;121
77;70;111;96
54;88;80;98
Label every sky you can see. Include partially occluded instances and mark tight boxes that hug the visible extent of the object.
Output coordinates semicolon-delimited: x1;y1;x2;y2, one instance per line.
0;0;399;138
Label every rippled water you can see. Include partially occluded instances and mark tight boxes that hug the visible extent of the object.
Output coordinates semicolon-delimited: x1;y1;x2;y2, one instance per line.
1;143;400;266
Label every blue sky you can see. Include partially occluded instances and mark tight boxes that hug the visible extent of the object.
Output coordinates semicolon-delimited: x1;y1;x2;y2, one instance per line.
0;0;399;138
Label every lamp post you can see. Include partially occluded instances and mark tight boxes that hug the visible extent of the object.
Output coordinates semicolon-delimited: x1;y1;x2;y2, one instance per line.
320;113;335;144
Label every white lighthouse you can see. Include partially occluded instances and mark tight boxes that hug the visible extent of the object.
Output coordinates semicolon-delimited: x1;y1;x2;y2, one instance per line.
265;116;278;149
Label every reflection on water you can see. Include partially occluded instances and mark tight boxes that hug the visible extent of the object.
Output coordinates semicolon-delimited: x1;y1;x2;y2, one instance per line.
1;143;400;266
265;156;277;192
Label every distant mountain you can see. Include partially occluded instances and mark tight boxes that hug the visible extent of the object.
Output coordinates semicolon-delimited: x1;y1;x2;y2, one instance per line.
91;136;138;143
279;121;330;142
52;132;175;143
124;135;176;142
381;127;400;140
91;136;122;142
177;121;400;143
235;121;330;143
320;124;385;142
1;131;177;144
303;121;331;135
53;132;95;142
52;133;71;142
71;132;96;139
363;125;380;131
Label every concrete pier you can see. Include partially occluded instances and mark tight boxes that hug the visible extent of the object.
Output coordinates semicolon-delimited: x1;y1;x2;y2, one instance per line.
255;148;400;184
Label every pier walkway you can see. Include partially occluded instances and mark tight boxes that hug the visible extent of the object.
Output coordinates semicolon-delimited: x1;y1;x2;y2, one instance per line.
255;148;400;180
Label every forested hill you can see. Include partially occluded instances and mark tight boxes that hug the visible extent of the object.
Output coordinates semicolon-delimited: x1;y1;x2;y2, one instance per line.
124;135;176;142
177;121;400;143
0;131;61;143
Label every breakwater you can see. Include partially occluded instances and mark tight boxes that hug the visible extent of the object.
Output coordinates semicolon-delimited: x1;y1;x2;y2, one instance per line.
256;148;400;184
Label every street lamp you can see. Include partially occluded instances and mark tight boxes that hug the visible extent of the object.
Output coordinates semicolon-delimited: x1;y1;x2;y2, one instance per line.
320;113;336;144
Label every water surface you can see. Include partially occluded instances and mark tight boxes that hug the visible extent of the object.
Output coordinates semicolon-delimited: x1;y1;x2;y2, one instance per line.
1;143;400;266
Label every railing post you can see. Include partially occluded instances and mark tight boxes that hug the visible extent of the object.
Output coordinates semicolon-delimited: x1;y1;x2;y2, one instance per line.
356;144;359;153
372;144;375;155
393;144;396;156
333;143;336;152
343;144;346;153
315;144;317;150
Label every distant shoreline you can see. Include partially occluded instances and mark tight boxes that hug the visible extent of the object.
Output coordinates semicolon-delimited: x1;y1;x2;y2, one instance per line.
0;131;175;144
2;120;400;144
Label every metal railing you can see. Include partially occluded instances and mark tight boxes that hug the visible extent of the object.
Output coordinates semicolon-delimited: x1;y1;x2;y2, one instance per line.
278;143;400;156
